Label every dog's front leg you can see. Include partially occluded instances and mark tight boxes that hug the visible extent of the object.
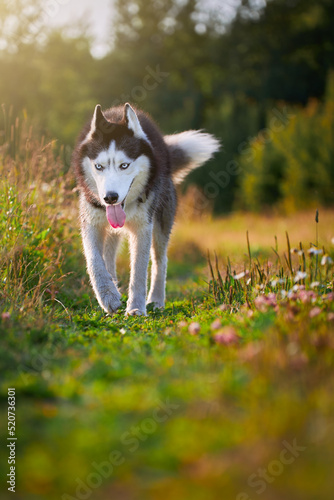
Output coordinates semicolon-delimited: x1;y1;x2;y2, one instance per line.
126;223;153;316
82;221;122;314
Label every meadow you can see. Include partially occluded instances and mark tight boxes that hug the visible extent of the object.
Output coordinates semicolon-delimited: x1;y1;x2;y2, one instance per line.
0;122;334;500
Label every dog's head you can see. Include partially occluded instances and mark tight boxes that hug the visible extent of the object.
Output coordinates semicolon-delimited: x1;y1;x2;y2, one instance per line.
79;103;152;228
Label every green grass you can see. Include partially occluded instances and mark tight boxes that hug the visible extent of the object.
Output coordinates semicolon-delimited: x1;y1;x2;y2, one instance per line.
1;124;334;500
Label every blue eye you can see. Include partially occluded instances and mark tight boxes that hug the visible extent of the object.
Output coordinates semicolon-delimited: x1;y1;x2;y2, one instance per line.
120;162;130;170
95;163;104;171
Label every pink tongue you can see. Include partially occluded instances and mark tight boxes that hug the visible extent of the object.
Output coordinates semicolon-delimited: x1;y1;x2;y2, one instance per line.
106;204;126;228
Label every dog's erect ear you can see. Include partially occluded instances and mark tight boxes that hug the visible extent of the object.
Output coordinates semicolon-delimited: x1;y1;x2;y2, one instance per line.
93;104;104;126
91;104;108;134
92;104;115;134
81;105;111;146
124;103;147;140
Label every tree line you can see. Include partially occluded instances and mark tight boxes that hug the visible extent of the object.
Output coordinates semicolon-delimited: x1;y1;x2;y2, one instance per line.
0;0;333;213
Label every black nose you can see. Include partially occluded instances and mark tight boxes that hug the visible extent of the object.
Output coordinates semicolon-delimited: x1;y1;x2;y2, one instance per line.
104;192;119;205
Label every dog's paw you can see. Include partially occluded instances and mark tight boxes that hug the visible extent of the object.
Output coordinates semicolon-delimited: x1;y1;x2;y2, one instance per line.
146;301;164;310
100;292;122;315
126;307;147;317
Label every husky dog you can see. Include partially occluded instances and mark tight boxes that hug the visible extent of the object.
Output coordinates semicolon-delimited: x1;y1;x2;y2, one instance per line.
73;103;219;316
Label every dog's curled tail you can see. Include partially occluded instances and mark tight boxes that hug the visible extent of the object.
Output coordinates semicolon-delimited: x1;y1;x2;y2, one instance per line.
164;130;220;185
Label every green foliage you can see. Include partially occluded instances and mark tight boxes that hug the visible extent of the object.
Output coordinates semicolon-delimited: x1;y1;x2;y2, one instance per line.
238;78;334;212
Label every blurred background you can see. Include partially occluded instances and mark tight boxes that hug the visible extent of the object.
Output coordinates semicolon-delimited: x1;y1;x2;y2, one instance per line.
0;0;333;216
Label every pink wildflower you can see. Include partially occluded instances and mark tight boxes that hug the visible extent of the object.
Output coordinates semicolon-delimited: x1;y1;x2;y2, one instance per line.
188;322;201;335
213;326;239;345
309;307;322;318
178;320;188;329
299;290;316;304
254;293;277;312
211;318;222;330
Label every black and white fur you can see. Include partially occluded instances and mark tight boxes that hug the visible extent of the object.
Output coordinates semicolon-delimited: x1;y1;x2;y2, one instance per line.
73;103;219;316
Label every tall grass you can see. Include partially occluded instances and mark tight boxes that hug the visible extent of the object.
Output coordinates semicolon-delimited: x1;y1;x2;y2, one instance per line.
0;109;76;318
207;213;334;308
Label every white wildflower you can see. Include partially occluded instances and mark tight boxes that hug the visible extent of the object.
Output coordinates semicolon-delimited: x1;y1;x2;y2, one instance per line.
321;255;333;265
307;248;323;256
294;271;307;282
271;278;285;287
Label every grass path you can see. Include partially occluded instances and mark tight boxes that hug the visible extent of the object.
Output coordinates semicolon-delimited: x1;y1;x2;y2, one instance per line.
1;249;334;500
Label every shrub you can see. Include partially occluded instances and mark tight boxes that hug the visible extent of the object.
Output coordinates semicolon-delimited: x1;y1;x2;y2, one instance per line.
237;73;334;212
